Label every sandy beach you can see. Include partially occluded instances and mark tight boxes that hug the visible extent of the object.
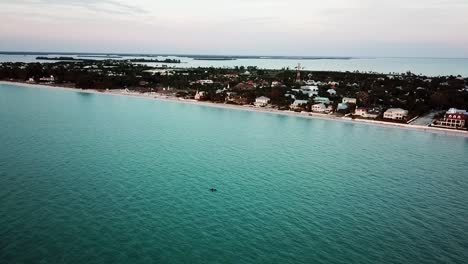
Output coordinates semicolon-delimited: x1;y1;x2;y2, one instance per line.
2;80;468;137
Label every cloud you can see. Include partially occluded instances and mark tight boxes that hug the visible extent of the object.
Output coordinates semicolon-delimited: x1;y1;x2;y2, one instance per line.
0;0;467;56
0;0;146;15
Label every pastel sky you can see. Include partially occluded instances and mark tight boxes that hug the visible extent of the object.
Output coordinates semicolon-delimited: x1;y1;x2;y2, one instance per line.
1;0;467;57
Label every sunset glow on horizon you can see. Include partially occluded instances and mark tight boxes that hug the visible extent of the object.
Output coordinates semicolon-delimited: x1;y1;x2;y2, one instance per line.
1;0;468;57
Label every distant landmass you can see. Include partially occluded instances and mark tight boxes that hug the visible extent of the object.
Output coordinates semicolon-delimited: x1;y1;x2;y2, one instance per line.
193;57;237;61
0;51;354;61
77;55;122;59
128;58;181;63
35;56;181;64
36;56;85;61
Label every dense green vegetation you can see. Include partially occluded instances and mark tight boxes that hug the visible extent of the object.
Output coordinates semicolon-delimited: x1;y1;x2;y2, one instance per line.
1;61;467;116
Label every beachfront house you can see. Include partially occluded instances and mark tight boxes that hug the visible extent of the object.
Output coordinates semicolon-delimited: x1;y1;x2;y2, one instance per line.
314;97;331;104
354;108;368;117
290;100;309;111
383;108;408;120
254;96;270;107
337;103;349;112
39;75;55;84
194;90;206;100
312;103;327;113
433;108;468;129
342;97;357;104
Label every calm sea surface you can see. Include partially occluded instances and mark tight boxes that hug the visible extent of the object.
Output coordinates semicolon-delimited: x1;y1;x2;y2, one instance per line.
1;54;468;77
1;83;468;264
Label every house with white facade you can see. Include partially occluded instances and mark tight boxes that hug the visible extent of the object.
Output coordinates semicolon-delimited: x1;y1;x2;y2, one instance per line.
383;108;408;120
254;96;270;107
312;103;327;113
433;108;468;129
354;108;368;117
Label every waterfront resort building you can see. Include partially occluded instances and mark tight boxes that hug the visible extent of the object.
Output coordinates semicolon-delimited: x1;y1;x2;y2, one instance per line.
383;108;408;120
312;103;332;113
433;108;468;129
354;107;382;119
254;96;270;107
354;108;368;116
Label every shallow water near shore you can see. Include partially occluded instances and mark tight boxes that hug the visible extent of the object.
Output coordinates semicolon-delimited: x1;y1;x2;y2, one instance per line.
1;83;468;264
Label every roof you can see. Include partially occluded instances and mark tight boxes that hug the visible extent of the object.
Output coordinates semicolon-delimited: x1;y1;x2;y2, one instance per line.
447;108;467;114
292;100;309;105
385;108;408;113
446;113;467;120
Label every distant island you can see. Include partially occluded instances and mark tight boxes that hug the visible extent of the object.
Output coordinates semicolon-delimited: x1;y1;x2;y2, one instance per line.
127;58;181;63
36;56;84;61
77;55;122;58
36;57;181;64
193;58;237;61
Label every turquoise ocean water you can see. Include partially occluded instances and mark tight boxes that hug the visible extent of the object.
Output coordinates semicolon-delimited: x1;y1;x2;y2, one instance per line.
1;83;468;264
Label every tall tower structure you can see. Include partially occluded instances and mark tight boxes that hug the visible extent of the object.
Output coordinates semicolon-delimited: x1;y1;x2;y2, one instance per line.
295;63;303;83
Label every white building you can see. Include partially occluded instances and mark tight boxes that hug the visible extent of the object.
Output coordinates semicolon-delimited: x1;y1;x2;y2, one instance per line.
254;96;270;107
342;97;357;104
327;89;336;96
354;108;368;117
383;108;408;120
433;108;467;129
312;103;327;113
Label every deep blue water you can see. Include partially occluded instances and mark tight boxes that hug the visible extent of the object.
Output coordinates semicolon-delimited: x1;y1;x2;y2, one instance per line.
1;83;468;264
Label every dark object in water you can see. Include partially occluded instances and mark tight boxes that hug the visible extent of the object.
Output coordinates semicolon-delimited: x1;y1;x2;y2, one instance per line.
209;188;217;192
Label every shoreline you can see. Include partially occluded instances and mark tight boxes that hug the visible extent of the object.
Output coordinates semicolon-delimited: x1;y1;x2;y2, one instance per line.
2;80;468;138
